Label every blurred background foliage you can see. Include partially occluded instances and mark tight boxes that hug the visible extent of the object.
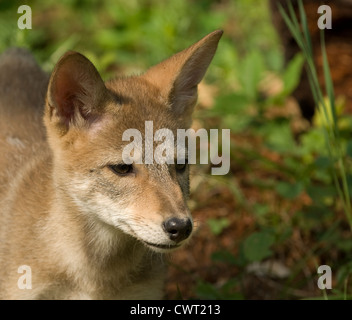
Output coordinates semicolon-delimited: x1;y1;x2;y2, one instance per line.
1;0;352;299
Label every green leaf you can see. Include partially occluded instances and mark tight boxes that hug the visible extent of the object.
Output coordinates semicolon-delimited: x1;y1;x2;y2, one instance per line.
243;231;275;262
195;281;222;300
262;122;296;153
303;205;332;221
281;53;304;96
252;203;270;217
306;184;337;204
212;93;249;115
207;218;230;236
275;181;304;199
196;279;243;300
266;47;284;73
314;156;332;169
223;115;252;133
300;128;327;156
211;250;237;265
239;51;265;101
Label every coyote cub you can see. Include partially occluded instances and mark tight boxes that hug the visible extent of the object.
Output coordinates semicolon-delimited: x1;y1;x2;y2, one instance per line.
0;30;222;299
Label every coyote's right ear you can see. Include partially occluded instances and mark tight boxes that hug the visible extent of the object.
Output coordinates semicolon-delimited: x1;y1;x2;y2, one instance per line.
45;51;109;136
143;30;223;124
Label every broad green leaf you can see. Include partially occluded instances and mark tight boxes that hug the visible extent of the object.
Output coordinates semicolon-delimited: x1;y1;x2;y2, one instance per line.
252;203;270;217
306;184;337;204
300;128;327;157
211;250;237;265
207;218;230;236
239;51;265;101
281;53;304;96
243;231;275;262
212;93;249;115
303;205;332;221
314;156;332;169
262;122;296;153
275;181;304;199
196;281;222;300
223;115;252;133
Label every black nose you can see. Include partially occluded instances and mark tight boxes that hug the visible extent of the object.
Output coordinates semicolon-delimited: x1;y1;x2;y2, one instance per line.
163;217;193;243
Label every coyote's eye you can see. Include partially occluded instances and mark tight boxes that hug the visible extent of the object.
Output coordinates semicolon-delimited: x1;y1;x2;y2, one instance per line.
108;164;133;176
175;160;188;173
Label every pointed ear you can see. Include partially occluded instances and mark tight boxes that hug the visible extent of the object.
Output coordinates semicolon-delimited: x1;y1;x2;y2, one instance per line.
45;51;109;135
143;30;223;119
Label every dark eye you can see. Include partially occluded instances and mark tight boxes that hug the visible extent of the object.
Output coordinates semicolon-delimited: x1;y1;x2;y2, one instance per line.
175;160;188;173
109;164;133;176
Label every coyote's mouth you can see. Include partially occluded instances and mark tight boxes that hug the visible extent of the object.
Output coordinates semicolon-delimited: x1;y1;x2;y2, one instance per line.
143;241;181;250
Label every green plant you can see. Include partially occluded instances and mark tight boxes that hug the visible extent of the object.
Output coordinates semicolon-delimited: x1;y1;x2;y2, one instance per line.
279;0;352;231
279;0;352;299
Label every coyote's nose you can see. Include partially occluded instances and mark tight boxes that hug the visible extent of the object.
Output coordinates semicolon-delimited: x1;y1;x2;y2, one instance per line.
163;217;193;243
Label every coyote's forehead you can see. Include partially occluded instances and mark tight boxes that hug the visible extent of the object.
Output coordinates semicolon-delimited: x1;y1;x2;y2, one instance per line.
105;77;184;133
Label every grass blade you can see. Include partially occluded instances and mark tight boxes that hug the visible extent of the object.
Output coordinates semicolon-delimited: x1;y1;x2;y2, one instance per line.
320;30;337;128
298;0;313;58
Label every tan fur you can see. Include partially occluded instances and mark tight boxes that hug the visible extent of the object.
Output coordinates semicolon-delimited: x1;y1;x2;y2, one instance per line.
0;31;222;299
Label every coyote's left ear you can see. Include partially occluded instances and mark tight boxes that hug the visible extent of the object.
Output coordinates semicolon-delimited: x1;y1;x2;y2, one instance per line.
143;30;223;122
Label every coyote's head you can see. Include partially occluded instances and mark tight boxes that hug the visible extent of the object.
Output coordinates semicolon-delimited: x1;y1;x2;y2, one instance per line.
44;30;223;252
